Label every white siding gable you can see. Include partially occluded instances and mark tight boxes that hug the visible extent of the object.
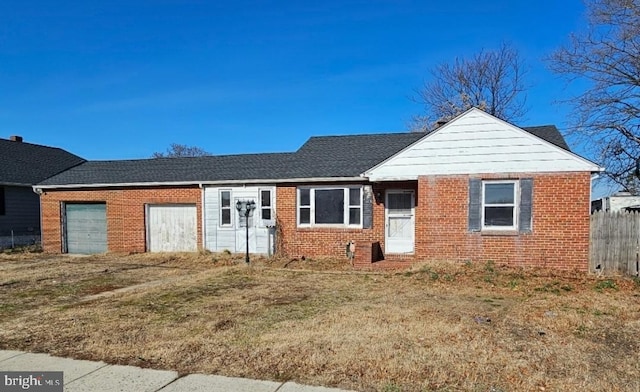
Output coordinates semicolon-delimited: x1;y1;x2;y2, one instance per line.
364;108;602;181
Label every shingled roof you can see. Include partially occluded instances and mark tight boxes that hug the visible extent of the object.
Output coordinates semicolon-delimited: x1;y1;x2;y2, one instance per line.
293;132;425;178
0;138;85;186
39;153;297;186
38;124;570;187
521;125;570;151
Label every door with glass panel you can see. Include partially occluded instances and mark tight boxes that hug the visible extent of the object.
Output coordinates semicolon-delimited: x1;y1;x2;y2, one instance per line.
385;190;415;254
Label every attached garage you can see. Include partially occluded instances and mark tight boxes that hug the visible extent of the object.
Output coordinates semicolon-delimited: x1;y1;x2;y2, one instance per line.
146;204;197;252
63;203;107;254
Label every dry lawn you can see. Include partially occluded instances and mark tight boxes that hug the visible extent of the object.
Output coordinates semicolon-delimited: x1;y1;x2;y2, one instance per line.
0;252;639;391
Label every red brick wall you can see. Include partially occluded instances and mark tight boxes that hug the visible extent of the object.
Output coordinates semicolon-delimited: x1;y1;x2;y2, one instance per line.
276;182;415;259
40;172;592;271
415;172;592;271
276;172;592;271
40;187;202;253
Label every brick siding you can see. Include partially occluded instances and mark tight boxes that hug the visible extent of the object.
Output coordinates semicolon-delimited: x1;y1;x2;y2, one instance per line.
414;172;592;271
275;182;415;260
276;172;592;271
40;171;591;271
40;187;202;253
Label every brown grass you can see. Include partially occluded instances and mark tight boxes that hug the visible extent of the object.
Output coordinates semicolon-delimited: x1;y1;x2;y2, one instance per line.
1;254;639;391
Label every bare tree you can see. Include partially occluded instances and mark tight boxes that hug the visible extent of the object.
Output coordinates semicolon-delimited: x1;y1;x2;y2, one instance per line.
152;143;210;158
411;43;528;131
549;0;640;192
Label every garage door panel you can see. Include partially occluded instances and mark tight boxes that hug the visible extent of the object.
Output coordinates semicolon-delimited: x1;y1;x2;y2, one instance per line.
65;203;107;254
147;204;197;252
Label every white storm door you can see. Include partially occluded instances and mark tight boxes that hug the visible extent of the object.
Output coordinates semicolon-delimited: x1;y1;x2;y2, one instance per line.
385;190;415;254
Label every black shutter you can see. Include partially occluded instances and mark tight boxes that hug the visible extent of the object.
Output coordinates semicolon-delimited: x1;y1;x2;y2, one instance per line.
519;178;533;233
0;187;4;215
468;179;482;232
362;185;373;229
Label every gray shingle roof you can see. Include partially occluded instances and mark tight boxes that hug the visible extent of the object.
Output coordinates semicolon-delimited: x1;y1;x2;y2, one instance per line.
39;153;298;185
38;125;570;187
293;132;425;178
0;138;85;185
521;125;570;150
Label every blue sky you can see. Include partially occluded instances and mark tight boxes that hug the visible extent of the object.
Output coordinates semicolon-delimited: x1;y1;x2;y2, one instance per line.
1;0;592;163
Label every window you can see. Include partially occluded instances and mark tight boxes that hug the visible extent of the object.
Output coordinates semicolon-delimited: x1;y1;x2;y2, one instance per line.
482;181;517;229
220;190;232;226
469;178;532;234
348;188;361;225
260;190;272;220
297;186;363;227
299;188;311;224
0;187;4;216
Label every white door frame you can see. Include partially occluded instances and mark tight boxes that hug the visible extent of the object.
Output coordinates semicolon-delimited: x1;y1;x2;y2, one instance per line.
385;190;415;254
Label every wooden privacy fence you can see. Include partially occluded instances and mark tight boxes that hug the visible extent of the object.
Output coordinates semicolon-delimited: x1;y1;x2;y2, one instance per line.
590;210;640;276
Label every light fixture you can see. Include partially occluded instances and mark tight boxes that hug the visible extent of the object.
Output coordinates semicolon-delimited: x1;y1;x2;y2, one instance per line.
235;200;256;264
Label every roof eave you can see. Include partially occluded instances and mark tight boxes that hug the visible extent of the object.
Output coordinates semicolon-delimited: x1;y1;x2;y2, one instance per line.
1;181;33;187
34;176;368;190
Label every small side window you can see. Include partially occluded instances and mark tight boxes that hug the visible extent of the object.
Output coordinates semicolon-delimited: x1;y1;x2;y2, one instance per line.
299;188;311;225
220;190;232;226
348;188;361;225
260;190;272;220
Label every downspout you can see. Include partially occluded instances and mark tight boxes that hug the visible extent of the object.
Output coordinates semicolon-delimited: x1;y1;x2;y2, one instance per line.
199;183;206;251
590;173;600;213
33;187;44;250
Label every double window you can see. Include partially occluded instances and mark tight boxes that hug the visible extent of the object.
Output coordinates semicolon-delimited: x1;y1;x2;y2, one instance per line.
298;187;362;227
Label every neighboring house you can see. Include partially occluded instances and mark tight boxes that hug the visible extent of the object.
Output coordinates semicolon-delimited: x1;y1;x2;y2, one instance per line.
35;109;603;270
591;191;640;213
0;136;85;248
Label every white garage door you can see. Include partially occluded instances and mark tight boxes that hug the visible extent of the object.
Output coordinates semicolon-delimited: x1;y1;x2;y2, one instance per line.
147;204;197;252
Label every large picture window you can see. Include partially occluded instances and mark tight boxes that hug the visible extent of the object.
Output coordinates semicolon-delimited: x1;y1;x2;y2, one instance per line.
482;181;517;229
297;186;362;227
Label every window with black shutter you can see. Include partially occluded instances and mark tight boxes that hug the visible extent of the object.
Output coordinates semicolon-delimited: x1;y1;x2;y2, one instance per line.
468;178;533;233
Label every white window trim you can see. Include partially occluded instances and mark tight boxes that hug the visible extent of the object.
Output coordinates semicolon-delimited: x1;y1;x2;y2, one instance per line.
219;189;233;228
297;186;363;228
481;180;518;231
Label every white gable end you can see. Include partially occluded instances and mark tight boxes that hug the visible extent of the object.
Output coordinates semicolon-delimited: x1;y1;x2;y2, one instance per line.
364;109;602;181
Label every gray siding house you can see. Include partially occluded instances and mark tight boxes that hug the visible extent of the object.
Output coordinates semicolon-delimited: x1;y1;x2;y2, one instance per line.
0;136;84;248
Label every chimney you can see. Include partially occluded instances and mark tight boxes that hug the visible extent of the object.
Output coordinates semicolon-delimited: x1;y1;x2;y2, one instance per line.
9;135;23;142
434;120;448;129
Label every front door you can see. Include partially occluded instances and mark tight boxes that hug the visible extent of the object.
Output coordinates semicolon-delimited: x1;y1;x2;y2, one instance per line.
385;190;415;254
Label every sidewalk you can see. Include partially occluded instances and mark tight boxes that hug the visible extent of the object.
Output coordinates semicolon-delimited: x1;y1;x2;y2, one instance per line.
0;350;355;392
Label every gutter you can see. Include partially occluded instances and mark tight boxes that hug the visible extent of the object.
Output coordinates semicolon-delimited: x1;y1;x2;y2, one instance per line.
33;176;368;191
2;182;33;187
